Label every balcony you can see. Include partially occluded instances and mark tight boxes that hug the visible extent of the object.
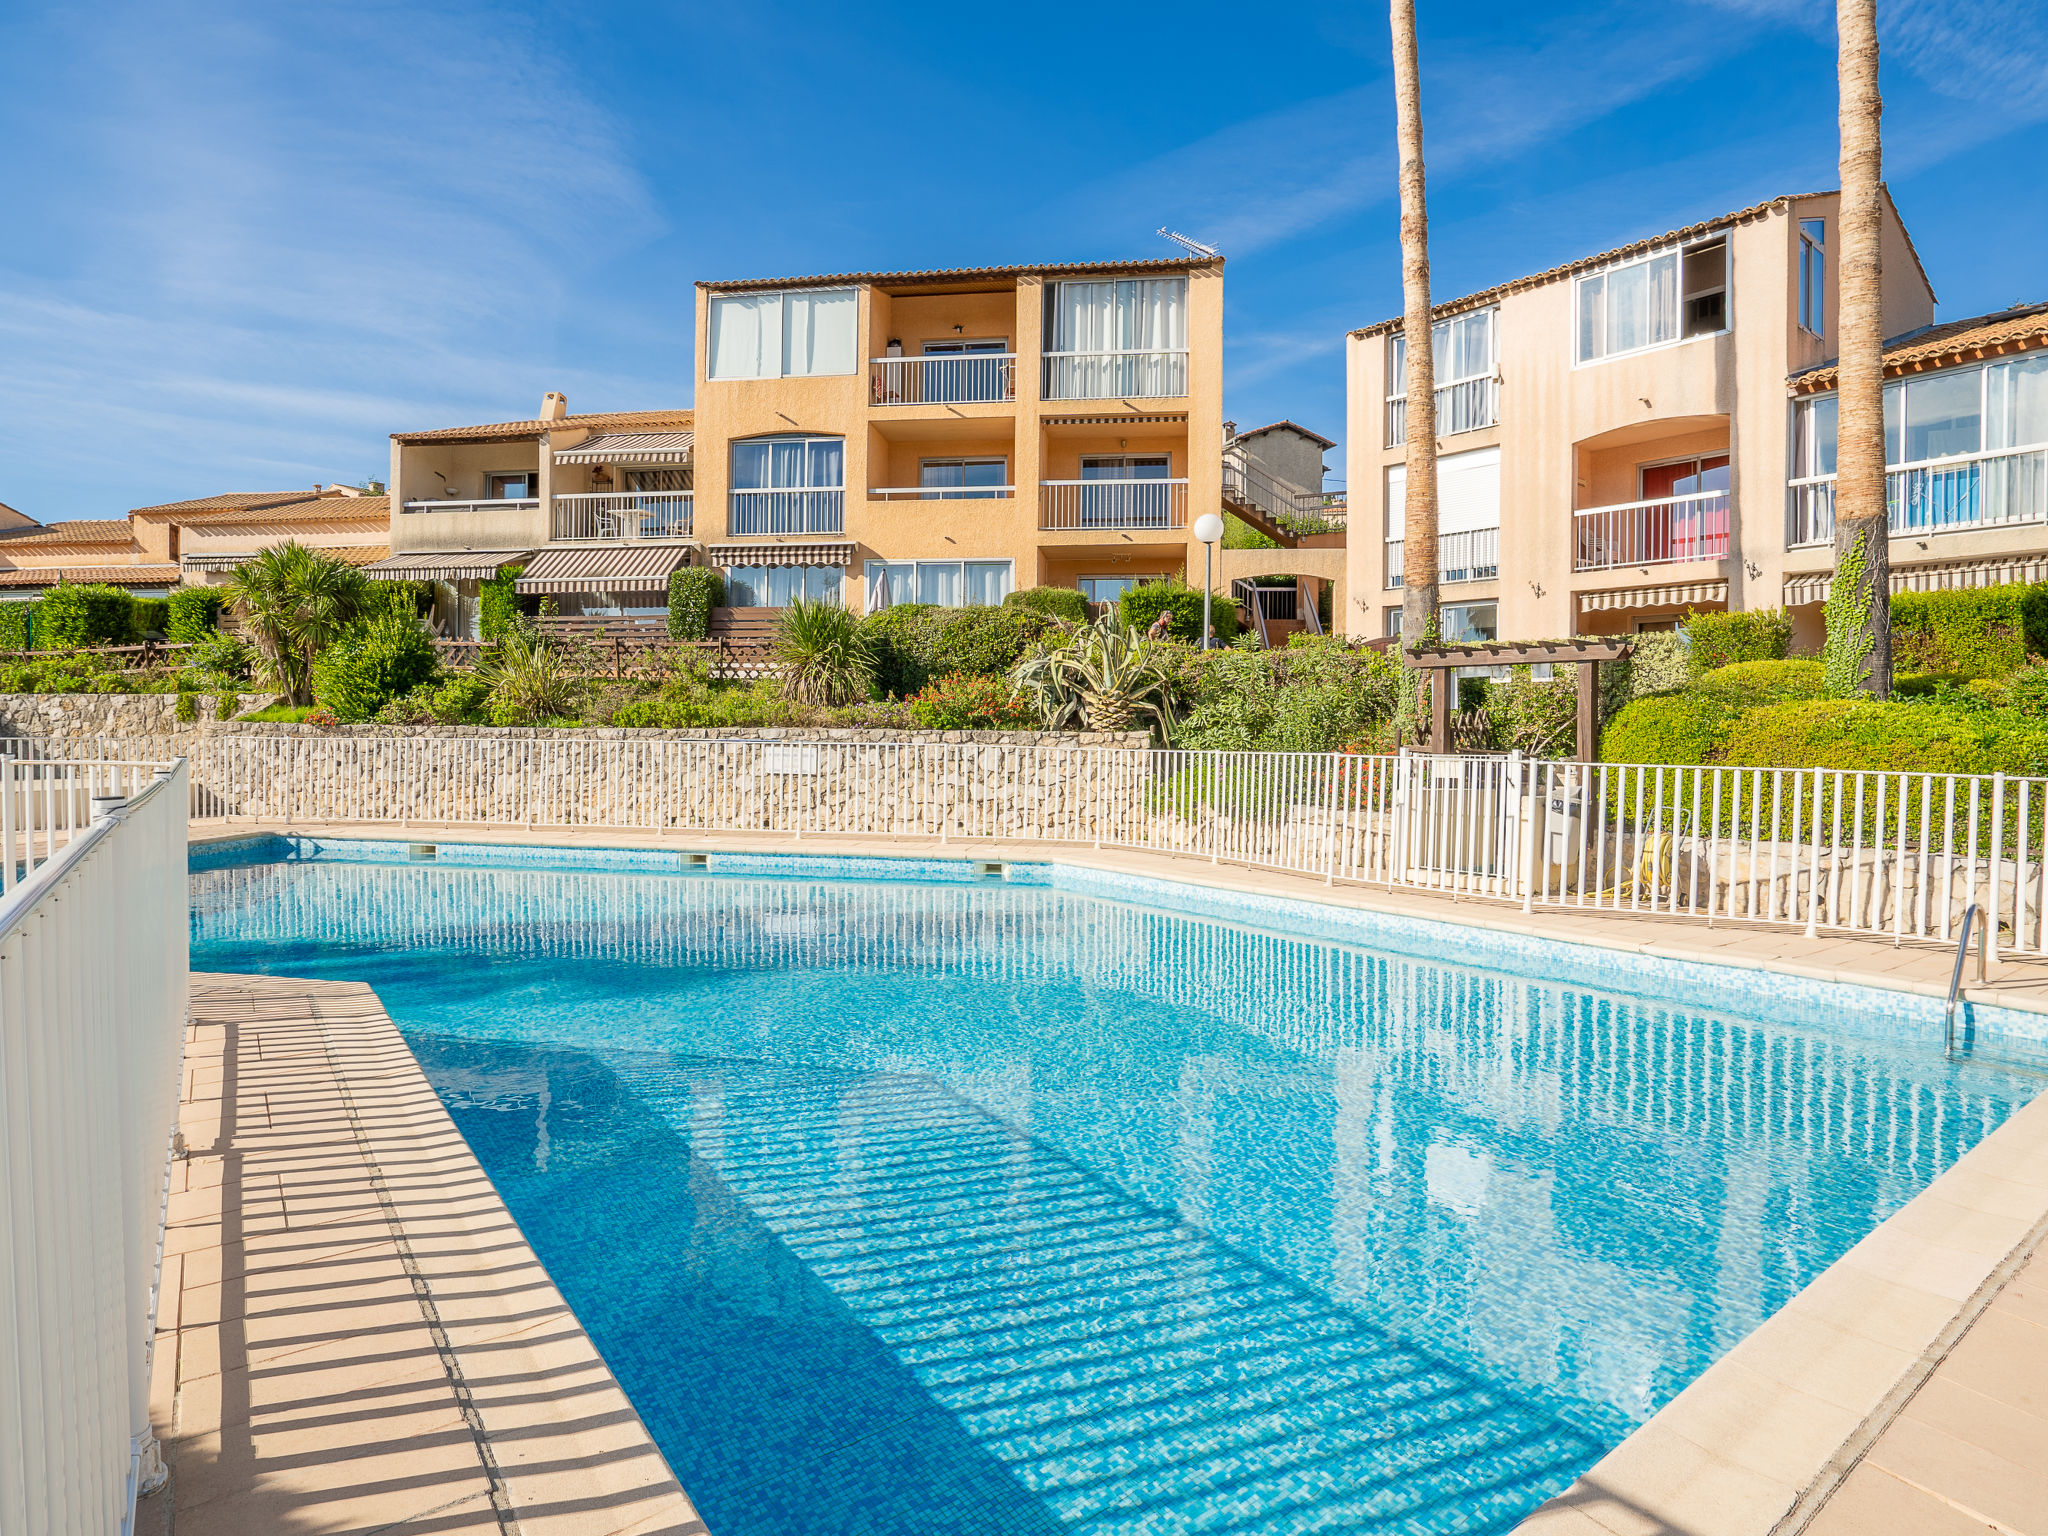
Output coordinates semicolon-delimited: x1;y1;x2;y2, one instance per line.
1383;527;1500;589
551;492;693;541
1787;443;2048;548
1039;479;1188;532
870;485;1016;502
1385;376;1499;447
870;354;1015;406
729;488;845;537
1574;490;1730;571
1043;350;1188;402
401;498;539;516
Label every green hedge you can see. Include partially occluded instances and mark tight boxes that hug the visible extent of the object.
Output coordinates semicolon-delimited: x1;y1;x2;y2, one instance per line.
0;603;31;651
37;584;138;647
478;566;524;641
310;613;440;722
131;598;169;637
857;605;1054;697
1004;586;1089;624
667;566;724;640
1601;694;1737;766
1682;608;1790;678
1691;659;1825;707
165;587;223;642
1720;699;2048;776
1117;579;1240;644
1890;582;2047;679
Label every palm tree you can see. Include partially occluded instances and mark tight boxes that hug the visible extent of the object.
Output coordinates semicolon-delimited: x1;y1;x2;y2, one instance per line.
1826;0;1890;696
1391;0;1439;655
223;542;372;705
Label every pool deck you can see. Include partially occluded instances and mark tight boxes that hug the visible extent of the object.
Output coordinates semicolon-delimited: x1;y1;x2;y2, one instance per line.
137;971;705;1536
175;821;2048;1535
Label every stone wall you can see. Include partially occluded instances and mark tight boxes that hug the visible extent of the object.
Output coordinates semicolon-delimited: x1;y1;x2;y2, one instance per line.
208;721;1151;749
0;692;266;740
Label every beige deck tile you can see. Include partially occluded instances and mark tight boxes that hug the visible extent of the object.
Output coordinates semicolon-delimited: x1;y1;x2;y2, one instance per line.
1863;1411;2048;1533
1803;1463;2001;1535
1925;1307;2048;1417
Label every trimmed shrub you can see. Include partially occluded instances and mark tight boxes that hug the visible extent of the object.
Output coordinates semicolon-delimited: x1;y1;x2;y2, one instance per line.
0;602;32;651
927;607;1054;679
478;565;525;641
1600;694;1736;766
1004;586;1089;624
182;630;255;687
310;613;440;722
907;671;1039;730
667;566;724;640
857;604;942;697
363;579;433;620
1890;582;2046;679
1682;608;1790;678
1718;698;2048;776
1691;659;1825;707
38;584;138;647
377;673;492;725
1117;579;1241;645
164;586;223;642
132;598;170;638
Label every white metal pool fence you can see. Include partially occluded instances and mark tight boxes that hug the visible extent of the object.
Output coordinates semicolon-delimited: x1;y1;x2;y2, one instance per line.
15;732;2048;956
0;758;188;1536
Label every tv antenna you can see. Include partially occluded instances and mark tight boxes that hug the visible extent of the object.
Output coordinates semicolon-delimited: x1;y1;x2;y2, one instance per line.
1156;228;1220;259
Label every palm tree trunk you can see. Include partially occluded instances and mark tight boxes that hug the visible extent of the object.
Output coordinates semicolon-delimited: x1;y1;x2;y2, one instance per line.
1391;0;1438;653
1828;0;1890;696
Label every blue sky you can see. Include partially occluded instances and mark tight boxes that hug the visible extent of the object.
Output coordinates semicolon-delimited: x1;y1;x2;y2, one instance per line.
3;0;2044;520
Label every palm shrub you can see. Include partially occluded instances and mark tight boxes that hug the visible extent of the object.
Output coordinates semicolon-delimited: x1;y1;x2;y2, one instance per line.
1010;617;1177;737
776;598;875;706
224;543;372;705
479;630;583;725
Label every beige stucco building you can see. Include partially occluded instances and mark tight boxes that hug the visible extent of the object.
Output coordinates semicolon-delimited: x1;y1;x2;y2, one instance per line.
1341;191;2048;647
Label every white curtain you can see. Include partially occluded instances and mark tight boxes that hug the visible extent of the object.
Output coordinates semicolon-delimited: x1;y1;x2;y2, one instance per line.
1052;282;1116;353
918;563;961;607
1437;448;1501;534
964;562;1010;606
1988;357;2048;450
1385;465;1405;542
784;289;857;377
709;295;780;380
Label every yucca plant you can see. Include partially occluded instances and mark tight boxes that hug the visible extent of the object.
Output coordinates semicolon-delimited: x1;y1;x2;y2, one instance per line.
775;597;875;706
1010;617;1177;739
223;542;373;705
478;629;583;724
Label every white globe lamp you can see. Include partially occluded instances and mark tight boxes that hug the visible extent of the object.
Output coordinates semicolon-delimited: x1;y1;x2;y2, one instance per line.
1192;514;1225;649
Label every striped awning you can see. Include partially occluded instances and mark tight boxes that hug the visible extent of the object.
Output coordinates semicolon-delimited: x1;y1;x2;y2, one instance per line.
706;541;856;569
553;431;695;466
360;549;532;582
184;545;391;573
0;564;183;588
1577;580;1728;614
1785;553;2048;606
513;544;690;595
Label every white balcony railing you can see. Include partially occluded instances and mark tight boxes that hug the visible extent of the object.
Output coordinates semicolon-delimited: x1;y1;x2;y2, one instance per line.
1383;526;1501;589
551;492;693;540
1384;375;1500;447
1574;490;1731;571
728;488;845;537
1039;479;1189;531
1042;350;1189;401
869;485;1016;502
401;498;540;516
870;354;1015;406
1786;442;2048;548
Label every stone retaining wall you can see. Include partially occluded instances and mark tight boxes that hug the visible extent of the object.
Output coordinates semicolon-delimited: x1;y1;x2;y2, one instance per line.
0;691;268;740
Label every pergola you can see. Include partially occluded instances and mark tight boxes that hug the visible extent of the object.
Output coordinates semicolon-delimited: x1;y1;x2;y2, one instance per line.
1404;638;1637;761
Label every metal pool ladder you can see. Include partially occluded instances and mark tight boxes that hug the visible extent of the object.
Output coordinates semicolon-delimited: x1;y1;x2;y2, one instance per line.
1946;903;1987;1056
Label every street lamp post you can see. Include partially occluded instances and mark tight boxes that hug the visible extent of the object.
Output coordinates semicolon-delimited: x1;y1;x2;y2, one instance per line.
1193;512;1224;650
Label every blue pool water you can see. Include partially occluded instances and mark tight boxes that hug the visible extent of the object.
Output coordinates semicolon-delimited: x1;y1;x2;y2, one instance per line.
190;843;2045;1535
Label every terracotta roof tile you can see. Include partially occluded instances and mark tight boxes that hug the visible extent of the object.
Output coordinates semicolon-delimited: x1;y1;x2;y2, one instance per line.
700;256;1213;293
1790;302;2048;392
0;564;181;587
196;496;391;528
392;408;694;445
0;520;140;547
1232;419;1336;450
128;491;325;518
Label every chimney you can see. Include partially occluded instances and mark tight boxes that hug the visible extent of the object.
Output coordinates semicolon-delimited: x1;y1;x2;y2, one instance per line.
540;391;568;422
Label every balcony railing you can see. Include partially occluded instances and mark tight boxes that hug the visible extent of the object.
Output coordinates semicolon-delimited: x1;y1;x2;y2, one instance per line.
1786;442;2048;548
870;354;1015;406
1039;479;1189;532
551;492;693;540
1384;527;1501;588
1574;490;1730;571
1221;457;1348;536
1043;350;1189;401
870;485;1016;501
729;488;845;537
1384;375;1499;447
401;497;540;515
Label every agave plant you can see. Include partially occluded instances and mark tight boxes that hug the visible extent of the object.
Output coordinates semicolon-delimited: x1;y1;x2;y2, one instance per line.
1010;617;1178;738
223;542;372;705
775;598;875;706
478;629;583;724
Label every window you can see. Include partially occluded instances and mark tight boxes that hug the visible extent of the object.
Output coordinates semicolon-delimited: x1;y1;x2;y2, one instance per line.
1440;603;1498;645
1799;219;1826;335
1899;370;1983;464
1044;278;1188;398
1074;453;1175;529
918;458;1008;499
1987;355;2048;451
708;288;858;379
1574;239;1726;364
1080;576;1141;606
725;564;843;608
624;468;690;493
865;560;1011;608
1792;394;1839;478
730;436;845;535
1384;447;1501;537
1385;307;1498;445
487;473;533;499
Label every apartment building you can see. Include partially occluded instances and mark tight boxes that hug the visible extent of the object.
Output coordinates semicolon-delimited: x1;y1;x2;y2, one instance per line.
1344;191;1955;646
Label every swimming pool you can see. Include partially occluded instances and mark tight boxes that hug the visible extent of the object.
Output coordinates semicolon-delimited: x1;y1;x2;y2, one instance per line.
190;838;2046;1535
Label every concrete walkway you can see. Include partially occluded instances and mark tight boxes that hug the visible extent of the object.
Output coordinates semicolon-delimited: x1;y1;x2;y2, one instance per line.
138;972;703;1536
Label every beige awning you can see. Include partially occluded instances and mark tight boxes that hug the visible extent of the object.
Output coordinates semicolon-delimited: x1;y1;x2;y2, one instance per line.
514;544;690;595
1577;580;1728;614
553;432;695;466
361;549;532;582
706;541;856;568
1786;553;2048;606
